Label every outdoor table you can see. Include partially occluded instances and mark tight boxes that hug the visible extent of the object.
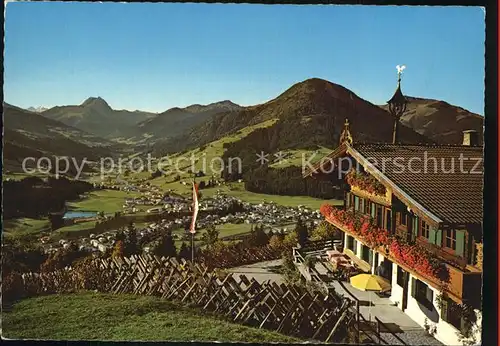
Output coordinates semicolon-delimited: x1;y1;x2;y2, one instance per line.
326;249;343;261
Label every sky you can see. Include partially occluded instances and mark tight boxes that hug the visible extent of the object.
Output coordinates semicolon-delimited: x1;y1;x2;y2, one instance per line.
5;3;485;114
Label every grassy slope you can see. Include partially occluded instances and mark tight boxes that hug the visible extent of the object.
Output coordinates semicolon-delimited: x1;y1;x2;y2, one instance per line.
3;292;301;342
143;120;339;209
67;190;142;214
3;218;51;240
166;118;279;173
269;146;334;168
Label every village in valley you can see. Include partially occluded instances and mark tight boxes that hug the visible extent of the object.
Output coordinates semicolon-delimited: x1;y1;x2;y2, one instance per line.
3;3;486;346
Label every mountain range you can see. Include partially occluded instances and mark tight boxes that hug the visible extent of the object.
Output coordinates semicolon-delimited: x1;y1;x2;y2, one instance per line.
5;78;484;173
380;96;484;145
3;103;118;172
27;106;49;113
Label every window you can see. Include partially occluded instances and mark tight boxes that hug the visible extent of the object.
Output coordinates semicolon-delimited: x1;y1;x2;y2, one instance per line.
441;298;464;330
359;198;364;213
361;245;370;263
420;220;430;239
396;266;406;287
445;229;457;250
385;209;392;231
376;206;383;228
346;236;354;251
400;212;408;226
412;279;434;311
354;195;360;211
364;200;371;215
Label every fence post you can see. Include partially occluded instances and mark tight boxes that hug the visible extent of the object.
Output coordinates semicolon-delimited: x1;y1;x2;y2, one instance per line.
356;299;360;343
376;318;381;345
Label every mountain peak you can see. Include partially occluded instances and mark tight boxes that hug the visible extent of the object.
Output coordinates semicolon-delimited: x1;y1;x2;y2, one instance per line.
81;96;111;110
184;100;242;114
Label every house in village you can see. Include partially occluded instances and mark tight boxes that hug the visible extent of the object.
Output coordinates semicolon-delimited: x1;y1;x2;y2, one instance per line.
303;77;483;345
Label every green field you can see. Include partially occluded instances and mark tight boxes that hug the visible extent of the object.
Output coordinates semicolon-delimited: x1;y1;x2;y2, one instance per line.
171;222;253;248
197;183;342;210
54;220;97;234
3;218;51;240
269;147;334;168
2;292;301;342
148;181;341;211
3;172;51;181
68;189;142;214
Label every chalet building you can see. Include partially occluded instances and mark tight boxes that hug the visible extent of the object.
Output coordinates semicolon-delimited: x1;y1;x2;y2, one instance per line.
304;76;483;345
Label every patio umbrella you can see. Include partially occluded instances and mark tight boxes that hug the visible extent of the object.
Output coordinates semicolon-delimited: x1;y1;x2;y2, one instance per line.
349;273;391;321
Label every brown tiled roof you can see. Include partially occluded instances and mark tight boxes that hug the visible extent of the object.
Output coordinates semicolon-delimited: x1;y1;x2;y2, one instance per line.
352;143;483;225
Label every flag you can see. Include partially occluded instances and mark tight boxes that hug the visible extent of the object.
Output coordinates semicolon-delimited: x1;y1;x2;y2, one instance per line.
190;181;199;234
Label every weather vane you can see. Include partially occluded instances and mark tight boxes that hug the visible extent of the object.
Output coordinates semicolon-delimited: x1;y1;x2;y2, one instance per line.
396;65;406;82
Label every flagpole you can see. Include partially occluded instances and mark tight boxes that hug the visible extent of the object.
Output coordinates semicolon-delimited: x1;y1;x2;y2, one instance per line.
191;174;196;263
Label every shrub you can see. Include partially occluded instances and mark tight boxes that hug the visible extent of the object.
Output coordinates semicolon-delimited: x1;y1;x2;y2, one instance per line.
268;235;285;253
112;240;125;259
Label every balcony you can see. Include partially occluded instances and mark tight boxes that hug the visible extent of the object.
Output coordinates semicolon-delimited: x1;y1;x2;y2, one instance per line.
320;203;482;305
416;237;467;270
446;264;482;307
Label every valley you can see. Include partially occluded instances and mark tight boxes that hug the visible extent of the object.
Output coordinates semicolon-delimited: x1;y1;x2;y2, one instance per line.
3;77;484;252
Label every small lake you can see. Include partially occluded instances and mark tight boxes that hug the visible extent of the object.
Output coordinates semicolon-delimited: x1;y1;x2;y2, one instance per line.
63;211;98;220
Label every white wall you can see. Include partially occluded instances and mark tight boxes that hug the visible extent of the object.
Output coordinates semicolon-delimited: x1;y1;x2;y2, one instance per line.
403;273;479;346
390;264;404;308
356;239;363;258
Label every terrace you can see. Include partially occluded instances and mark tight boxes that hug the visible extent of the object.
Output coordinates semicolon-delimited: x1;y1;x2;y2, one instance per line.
292;239;443;345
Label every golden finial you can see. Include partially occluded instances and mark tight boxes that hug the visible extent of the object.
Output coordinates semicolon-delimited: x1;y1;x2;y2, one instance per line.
339;118;353;145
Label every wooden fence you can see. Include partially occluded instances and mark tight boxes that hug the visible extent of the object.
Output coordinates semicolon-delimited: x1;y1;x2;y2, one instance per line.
7;254;360;343
200;245;281;270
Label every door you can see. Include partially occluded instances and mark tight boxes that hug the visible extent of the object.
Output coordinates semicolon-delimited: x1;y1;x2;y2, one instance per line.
402;272;409;311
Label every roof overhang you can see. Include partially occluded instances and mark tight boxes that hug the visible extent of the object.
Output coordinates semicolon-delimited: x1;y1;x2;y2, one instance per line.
303;142;443;225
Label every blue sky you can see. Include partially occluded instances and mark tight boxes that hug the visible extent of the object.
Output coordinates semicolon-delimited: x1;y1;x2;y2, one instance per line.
5;3;485;114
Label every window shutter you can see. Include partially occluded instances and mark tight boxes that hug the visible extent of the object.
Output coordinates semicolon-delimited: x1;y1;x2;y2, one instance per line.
455;230;465;258
412;216;419;238
436;229;442;247
440;297;449;322
411;278;417;298
368;249;373;265
426;287;434;304
371;203;376;218
346;193;351;208
429;227;436;244
354;196;359;211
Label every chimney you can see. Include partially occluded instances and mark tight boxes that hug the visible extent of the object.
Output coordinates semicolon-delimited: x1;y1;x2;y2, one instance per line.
462;130;479;146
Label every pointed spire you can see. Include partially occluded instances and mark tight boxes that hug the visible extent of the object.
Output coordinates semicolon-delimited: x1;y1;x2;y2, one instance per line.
388;65;409;144
339;118;353;145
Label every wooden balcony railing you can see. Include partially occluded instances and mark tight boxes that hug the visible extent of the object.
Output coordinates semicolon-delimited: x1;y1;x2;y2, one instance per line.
416;238;467;270
446;264;482;307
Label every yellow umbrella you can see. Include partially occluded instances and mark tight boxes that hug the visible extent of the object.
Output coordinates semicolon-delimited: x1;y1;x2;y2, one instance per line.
350;273;391;292
349;274;391;322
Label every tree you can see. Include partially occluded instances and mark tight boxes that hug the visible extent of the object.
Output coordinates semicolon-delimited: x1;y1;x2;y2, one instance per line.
201;224;219;249
115;230;126;243
153;230;177;258
294;218;309;247
124;222;139;256
310;221;341;241
178;242;191;260
112;240;125;259
283;231;299;249
249;224;269;247
269;235;285;253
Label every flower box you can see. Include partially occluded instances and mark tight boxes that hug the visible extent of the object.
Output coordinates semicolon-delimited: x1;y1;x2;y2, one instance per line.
346;169;386;197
